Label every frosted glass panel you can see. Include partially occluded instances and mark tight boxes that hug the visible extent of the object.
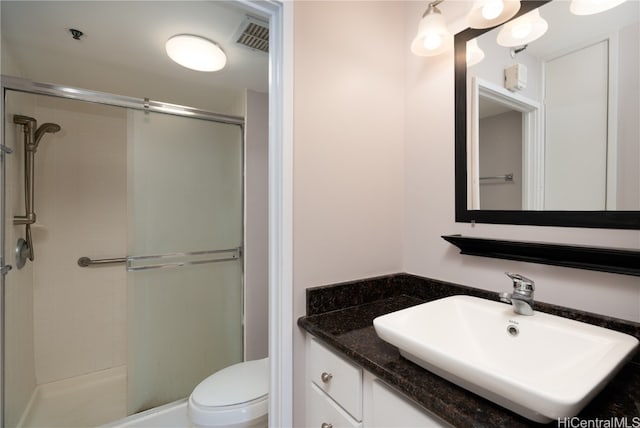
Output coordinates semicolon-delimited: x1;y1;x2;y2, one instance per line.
126;110;243;414
127;111;242;254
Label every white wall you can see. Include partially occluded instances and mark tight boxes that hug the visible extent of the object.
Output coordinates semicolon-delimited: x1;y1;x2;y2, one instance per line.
292;1;406;425
245;90;269;361
3;91;37;428
1;25;37;428
469;29;542;102
291;6;640;425
403;2;640;323
31;96;127;384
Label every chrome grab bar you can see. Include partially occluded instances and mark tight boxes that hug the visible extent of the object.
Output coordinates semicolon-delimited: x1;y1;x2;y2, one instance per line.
78;257;126;267
77;247;241;271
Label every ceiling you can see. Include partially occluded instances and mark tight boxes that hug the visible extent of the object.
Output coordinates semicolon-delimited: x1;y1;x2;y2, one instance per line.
1;1;269;115
509;0;639;59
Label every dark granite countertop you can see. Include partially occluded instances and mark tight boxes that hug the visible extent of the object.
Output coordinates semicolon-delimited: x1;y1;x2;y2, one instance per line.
297;274;640;428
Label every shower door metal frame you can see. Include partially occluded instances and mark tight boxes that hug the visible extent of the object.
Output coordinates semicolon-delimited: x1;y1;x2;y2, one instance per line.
1;75;245;126
0;75;246;425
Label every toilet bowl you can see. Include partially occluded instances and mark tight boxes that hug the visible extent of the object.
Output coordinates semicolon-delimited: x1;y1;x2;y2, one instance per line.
188;357;269;428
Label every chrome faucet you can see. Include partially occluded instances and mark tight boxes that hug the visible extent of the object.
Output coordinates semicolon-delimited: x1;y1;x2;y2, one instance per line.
499;272;535;316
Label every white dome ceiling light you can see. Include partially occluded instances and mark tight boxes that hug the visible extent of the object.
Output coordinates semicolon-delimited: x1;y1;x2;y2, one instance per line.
165;34;227;72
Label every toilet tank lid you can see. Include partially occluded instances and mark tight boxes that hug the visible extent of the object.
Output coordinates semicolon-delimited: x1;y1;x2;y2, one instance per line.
191;357;269;407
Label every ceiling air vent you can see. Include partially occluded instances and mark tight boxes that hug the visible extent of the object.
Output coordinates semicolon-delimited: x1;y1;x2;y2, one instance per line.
234;16;269;54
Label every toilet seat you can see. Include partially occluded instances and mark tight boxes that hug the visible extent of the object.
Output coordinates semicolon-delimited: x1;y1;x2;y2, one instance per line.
189;358;269;427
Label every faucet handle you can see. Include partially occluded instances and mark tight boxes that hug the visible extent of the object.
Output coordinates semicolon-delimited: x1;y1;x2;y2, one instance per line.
505;272;535;293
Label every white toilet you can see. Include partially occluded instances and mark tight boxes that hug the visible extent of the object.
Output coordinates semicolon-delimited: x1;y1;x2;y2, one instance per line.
188;357;269;428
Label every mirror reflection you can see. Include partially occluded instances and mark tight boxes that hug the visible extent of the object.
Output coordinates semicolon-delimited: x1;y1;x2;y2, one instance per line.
466;0;639;211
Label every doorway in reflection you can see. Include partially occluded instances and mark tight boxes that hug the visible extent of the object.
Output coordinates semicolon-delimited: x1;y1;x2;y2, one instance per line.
479;109;523;210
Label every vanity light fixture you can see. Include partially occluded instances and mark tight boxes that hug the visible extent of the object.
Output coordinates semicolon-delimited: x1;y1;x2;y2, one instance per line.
466;39;485;66
496;9;548;47
467;0;521;29
570;0;627;15
411;0;453;56
165;34;227;72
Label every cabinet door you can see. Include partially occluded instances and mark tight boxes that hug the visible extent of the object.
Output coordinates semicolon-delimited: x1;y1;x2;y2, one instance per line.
370;379;450;428
308;337;362;420
307;383;362;428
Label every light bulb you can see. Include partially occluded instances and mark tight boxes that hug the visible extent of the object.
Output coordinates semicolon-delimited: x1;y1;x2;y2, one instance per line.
511;21;533;39
411;4;452;56
466;39;485;66
497;9;547;47
423;33;443;51
482;0;504;20
467;0;521;29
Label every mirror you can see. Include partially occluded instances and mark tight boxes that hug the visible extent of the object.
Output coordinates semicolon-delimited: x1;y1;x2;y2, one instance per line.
455;0;640;229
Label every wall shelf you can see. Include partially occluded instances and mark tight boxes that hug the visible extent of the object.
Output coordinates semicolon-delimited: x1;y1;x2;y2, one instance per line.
442;234;640;277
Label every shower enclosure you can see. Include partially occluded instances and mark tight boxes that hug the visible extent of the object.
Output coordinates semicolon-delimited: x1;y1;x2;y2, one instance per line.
1;77;245;427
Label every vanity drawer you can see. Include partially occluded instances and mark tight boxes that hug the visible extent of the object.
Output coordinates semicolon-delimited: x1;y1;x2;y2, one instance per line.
307;382;362;428
309;337;363;420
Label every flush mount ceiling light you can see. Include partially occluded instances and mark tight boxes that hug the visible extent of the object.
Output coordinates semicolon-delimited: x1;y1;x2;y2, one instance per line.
411;0;453;56
467;0;521;29
570;0;627;15
165;34;227;72
496;9;548;47
466;39;485;66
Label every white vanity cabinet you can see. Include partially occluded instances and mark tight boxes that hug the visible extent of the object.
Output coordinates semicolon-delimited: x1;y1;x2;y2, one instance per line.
306;336;451;428
307;336;363;427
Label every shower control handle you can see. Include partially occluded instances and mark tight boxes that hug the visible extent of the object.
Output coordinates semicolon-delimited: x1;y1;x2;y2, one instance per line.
321;423;333;428
320;372;333;383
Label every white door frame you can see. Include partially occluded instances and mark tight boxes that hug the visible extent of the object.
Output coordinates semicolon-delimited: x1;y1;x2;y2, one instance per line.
469;77;543;210
240;1;294;427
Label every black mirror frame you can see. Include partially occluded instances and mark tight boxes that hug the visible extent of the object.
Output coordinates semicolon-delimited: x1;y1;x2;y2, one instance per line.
454;0;640;230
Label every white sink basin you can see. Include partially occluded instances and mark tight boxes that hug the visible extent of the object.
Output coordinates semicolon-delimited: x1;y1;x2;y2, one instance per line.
373;295;638;423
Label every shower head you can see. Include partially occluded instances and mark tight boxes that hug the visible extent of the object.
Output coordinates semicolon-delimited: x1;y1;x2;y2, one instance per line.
34;123;61;149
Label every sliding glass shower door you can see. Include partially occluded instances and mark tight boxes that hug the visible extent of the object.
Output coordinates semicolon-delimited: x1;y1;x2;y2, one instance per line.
125;109;243;413
2;84;245;427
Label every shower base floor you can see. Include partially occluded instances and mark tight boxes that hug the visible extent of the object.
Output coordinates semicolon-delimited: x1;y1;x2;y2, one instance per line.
100;399;189;428
19;366;127;428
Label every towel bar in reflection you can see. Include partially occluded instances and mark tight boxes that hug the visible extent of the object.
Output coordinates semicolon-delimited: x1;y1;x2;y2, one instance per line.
479;173;514;182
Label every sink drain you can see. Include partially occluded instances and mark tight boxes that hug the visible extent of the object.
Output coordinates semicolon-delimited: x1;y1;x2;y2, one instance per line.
506;324;519;337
